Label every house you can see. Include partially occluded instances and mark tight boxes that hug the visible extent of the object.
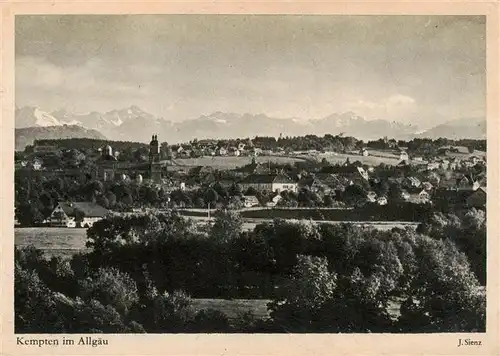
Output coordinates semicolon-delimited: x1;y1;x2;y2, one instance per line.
399;150;409;161
315;173;348;192
439;159;450;170
412;156;424;162
404;177;421;188
421;182;434;191
31;159;43;171
178;150;191;158
433;188;476;209
49;201;110;228
366;191;377;203
238;143;246;151
250;148;263;157
266;194;283;207
457;176;471;189
360;148;369;157
469;156;480;165
397;160;409;168
449;158;461;170
427;162;440;170
298;177;330;193
240;173;298;194
228;147;241;157
466;187;486;209
405;188;431;204
319;165;369;183
377;196;388;206
242;195;259;208
217;147;228;156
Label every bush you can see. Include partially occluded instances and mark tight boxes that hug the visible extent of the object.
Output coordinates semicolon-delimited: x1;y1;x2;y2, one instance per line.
79;267;139;315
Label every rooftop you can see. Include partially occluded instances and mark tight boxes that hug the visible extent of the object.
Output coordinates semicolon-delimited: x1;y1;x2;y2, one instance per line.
241;173;294;184
58;201;110;217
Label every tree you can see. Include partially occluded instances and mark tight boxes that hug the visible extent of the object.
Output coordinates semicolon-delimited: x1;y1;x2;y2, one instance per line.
15;263;64;333
204;188;219;206
229;183;243;197
105;191;117;207
343;185;366;206
211;209;243;243
150;290;195;332
397;238;485;332
97;195;110;209
16;203;45;226
79;267;139;315
268;255;337;332
245;186;258;196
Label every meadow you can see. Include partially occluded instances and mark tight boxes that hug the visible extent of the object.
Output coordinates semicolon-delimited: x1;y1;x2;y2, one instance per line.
15;227;89;259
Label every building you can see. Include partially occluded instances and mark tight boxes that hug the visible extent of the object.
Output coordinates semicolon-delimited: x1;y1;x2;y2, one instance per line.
266;194;283;207
377;196;388;205
149;134;162;183
32;159;43;171
217;147;228;156
49;201;110;228
403;176;421;188
466;187;486;209
360;148;369;157
242;195;259;208
399;150;409;161
403;188;431;204
366;191;377;203
240;173;298;194
319;165;369;184
427;162;440;170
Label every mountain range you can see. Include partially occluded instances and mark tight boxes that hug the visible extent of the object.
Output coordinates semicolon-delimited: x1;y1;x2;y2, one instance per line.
15;106;486;146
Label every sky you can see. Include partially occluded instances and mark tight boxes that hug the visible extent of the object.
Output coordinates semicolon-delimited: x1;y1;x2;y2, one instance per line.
15;15;485;129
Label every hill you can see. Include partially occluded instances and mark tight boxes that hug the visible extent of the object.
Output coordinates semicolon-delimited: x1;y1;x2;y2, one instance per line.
416;117;486;140
15;125;107;151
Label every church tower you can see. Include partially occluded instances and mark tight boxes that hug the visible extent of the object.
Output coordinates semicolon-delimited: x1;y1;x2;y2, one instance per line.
149;134;161;183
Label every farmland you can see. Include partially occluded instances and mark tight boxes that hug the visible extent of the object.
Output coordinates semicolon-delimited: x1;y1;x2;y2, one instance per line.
15;227;89;259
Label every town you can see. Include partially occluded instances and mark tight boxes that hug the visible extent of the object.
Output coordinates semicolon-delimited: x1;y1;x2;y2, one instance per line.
14;134;486;229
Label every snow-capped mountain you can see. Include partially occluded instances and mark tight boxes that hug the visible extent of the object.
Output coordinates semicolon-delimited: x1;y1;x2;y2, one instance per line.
15;105;485;144
15;107;64;128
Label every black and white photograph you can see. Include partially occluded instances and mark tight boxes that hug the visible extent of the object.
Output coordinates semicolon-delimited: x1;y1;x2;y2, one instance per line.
11;12;491;338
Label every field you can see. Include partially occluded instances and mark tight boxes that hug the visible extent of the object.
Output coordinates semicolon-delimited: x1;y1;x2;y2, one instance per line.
190;296;402;323
191;298;271;322
316;150;409;166
15;227;89;259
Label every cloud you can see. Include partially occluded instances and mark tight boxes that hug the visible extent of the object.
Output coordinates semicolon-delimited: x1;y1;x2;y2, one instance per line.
15;15;485;126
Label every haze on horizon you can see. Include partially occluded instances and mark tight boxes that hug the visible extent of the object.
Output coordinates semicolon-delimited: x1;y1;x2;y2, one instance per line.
15;15;485;130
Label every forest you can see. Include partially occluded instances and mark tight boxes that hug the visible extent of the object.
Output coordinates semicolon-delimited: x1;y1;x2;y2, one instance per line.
16;209;486;333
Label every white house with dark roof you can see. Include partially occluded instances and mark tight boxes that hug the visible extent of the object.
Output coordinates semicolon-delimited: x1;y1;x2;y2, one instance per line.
49;201;110;228
240;173;297;193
